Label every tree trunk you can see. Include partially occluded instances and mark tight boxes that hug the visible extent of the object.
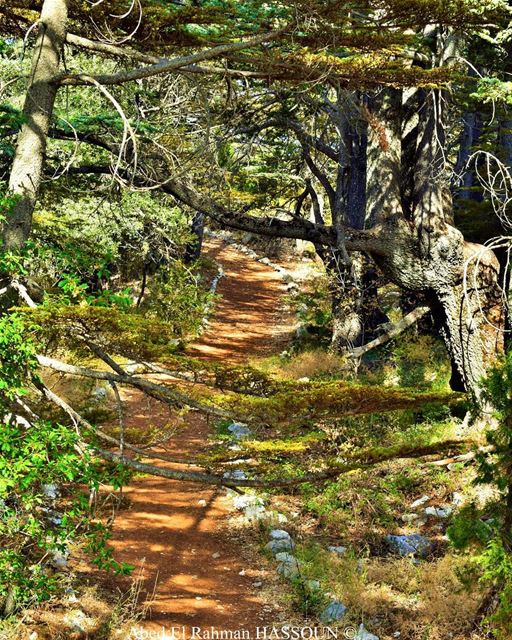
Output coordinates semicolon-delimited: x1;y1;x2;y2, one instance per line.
3;0;68;251
453;112;483;201
183;211;205;264
373;217;503;397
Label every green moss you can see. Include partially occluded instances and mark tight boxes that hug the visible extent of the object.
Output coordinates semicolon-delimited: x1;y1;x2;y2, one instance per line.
218;379;462;427
16;305;182;360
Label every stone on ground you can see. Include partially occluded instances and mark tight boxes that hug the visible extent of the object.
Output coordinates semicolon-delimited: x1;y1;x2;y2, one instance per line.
320;601;347;623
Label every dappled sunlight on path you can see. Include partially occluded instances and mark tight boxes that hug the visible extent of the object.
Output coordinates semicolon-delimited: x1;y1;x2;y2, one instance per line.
103;240;294;633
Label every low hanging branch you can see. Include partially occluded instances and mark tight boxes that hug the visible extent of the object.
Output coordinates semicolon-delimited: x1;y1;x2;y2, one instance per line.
36;354;230;418
58;28;286;86
98;438;474;488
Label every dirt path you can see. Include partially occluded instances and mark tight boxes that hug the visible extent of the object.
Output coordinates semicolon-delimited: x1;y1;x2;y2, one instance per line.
104;240;293;635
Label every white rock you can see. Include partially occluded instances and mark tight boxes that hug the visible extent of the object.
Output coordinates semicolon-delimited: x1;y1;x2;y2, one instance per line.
411;495;430;509
52;550;69;570
355;624;379;640
277;562;299;579
42;484;59;500
197;499;207;506
269;529;291;540
265;539;295;553
91;385;108;401
401;513;419;523
212;552;221;559
424;506;452;519
328;545;347;556
320;601;347;623
244;504;267;521
223;470;247;480
227;423;251;439
233;495;264;510
452;492;464;506
275;551;296;562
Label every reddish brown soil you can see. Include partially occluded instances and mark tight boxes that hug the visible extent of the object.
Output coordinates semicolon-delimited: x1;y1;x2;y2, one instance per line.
104;240;293;635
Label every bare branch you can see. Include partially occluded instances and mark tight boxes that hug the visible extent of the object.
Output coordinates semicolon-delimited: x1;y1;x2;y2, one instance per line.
58;29;286;86
65;33;270;78
36;354;230;418
349;306;430;358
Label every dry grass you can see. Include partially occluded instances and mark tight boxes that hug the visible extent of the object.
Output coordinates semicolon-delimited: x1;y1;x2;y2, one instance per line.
7;575;149;640
333;555;485;640
280;349;346;379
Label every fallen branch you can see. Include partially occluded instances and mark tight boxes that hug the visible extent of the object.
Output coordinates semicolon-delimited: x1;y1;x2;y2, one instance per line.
349;306;430;359
35;379;214;465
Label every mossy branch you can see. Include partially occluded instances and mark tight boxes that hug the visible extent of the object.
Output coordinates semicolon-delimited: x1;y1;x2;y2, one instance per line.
97;438;475;488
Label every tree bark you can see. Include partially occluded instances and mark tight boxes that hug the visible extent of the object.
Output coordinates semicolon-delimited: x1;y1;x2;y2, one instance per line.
183;211;205;264
4;0;68;250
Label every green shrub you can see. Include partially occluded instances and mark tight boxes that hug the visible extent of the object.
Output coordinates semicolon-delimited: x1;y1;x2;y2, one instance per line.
0;315;132;613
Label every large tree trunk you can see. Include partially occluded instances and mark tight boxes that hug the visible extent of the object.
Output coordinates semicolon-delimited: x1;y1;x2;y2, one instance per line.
373;217;503;397
3;0;68;251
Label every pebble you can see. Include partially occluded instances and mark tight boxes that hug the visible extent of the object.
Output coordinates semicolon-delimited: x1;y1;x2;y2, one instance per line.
233;495;264;510
52;549;69;570
227;423;252;440
277;562;299;579
212;552;221;559
328;545;347;556
269;529;291;540
197;499;207;506
223;470;247;480
401;513;420;523
244;504;267;521
42;484;59;500
452;492;464;506
424;506;452;519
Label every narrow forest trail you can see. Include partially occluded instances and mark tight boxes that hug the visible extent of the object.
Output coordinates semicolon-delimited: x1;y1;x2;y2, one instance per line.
104;239;294;636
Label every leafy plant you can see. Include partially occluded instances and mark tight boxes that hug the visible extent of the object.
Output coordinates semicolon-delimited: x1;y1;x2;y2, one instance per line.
0;315;132;613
